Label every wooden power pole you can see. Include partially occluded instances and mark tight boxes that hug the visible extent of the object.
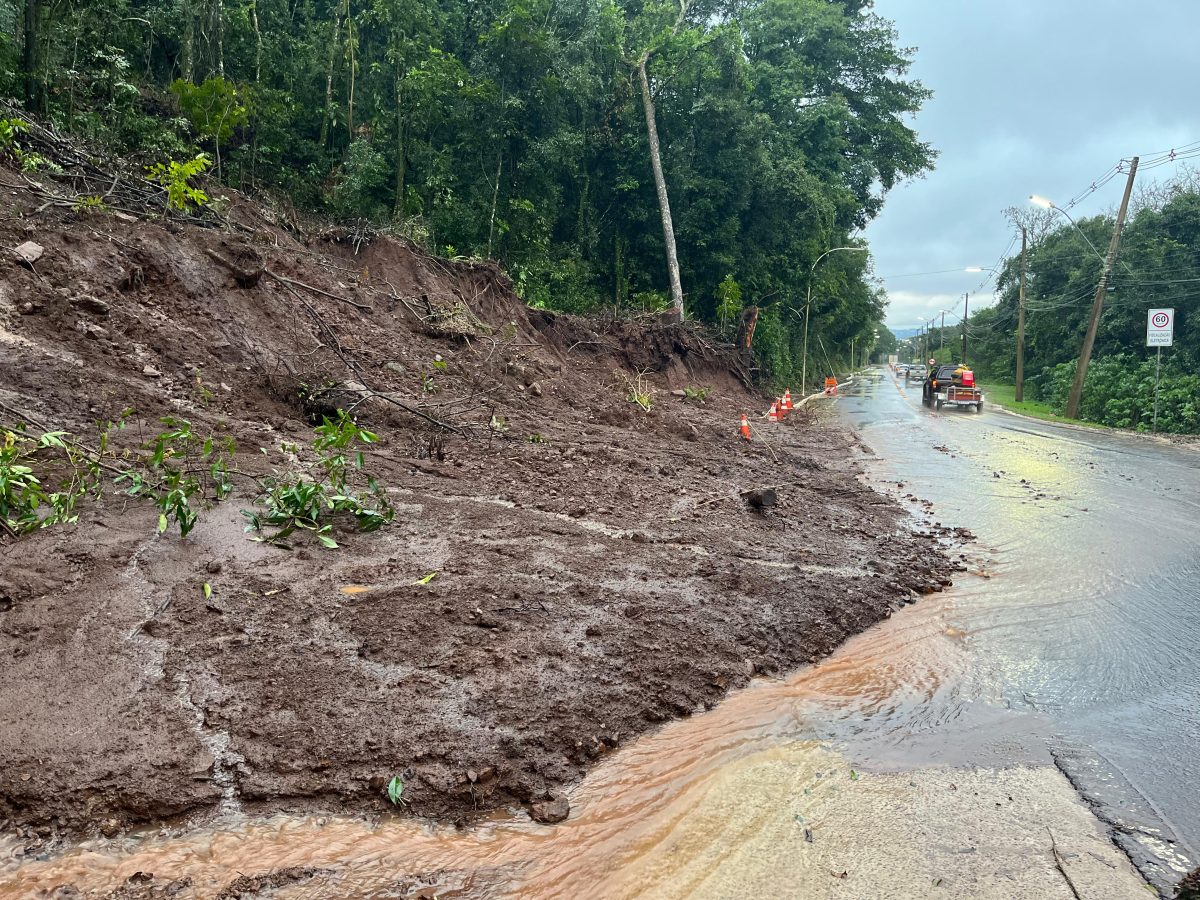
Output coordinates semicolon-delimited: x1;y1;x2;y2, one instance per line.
940;311;945;353
1065;156;1139;419
1015;226;1027;401
961;293;969;364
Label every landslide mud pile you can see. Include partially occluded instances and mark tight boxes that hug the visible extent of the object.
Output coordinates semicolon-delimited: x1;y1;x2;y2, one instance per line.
0;167;954;848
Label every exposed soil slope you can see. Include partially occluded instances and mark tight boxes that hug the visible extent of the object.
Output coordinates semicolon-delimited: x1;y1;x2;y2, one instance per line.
0;169;954;849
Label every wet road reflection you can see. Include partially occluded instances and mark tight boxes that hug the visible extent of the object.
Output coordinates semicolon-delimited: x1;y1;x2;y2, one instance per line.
833;369;1200;883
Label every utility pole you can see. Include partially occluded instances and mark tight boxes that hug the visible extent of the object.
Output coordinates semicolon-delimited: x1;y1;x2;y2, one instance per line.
1065;156;1139;419
940;311;945;354
1015;226;1027;401
961;293;969;364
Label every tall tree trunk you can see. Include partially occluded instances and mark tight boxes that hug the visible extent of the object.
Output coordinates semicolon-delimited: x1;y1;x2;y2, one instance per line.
248;0;262;187
487;151;502;258
250;0;262;84
393;69;406;219
23;0;42;112
344;0;355;140
182;12;195;82
319;13;342;152
637;59;683;320
577;172;589;243
214;0;225;77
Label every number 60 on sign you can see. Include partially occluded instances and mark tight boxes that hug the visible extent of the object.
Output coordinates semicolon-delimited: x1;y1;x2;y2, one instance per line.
1147;308;1174;347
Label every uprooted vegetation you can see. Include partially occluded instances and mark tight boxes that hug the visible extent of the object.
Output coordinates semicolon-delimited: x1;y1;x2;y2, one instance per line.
0;144;956;854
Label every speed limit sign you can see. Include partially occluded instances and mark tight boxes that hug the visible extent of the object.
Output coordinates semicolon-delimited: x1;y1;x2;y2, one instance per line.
1147;308;1174;347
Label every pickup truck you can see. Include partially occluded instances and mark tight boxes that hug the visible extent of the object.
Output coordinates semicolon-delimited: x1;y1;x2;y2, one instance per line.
922;364;983;411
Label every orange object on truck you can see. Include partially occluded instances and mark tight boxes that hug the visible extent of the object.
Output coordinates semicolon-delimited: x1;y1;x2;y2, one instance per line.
922;364;983;412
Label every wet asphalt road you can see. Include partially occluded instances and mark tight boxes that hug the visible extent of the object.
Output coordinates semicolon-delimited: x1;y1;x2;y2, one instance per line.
833;368;1200;888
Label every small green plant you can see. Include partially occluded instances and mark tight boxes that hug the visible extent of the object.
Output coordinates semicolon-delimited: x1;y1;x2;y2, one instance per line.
193;374;216;405
2;413;234;542
386;775;407;806
146;154;211;211
489;414;508;434
0;117;28;153
117;418;234;537
683;385;712;403
714;274;743;336
19;152;60;173
244;410;393;549
618;369;654;412
0;119;63;174
420;354;447;395
527;432;547;444
0;427;97;535
632;290;671;314
73;194;109;214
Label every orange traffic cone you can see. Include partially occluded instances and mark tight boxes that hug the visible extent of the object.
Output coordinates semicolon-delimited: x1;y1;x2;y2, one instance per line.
739;414;752;441
767;400;781;423
782;389;794;412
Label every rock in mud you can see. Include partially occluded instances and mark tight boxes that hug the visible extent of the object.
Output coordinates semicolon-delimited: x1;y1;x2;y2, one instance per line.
741;487;777;509
13;240;43;265
530;794;570;824
72;295;110;316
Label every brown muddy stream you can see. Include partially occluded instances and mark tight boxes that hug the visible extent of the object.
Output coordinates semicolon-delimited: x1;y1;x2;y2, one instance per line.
4;589;1005;898
4;371;1198;898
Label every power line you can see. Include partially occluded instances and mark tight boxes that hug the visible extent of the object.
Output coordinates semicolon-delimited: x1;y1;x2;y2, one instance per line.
876;266;988;279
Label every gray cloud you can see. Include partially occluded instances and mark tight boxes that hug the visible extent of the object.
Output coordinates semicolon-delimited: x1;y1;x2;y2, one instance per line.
866;0;1200;330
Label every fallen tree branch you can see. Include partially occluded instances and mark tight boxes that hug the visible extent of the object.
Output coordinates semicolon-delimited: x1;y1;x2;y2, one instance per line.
264;268;373;312
267;278;467;436
365;390;467;436
204;248;263;287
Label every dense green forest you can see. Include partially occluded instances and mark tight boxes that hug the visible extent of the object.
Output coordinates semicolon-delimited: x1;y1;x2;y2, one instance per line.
903;172;1200;433
0;0;934;386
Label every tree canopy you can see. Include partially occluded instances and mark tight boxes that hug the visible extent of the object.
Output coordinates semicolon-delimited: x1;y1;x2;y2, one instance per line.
962;172;1200;432
2;0;935;384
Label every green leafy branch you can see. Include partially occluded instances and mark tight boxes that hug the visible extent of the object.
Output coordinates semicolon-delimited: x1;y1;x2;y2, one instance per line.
146;154;211;211
243;410;394;549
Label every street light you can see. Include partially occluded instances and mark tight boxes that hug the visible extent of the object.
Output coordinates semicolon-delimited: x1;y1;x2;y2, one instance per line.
802;246;869;389
1028;195;1107;266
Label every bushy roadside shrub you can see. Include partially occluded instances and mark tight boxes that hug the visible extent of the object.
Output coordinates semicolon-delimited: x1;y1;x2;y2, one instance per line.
1040;354;1200;433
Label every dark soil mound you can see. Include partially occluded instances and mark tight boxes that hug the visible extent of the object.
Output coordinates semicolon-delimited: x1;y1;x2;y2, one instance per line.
0;167;954;850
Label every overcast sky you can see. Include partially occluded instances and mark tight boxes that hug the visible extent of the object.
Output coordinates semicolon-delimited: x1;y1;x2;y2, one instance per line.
865;0;1200;332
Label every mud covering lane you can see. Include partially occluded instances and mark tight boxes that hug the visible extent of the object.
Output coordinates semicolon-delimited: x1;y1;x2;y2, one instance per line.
0;171;956;850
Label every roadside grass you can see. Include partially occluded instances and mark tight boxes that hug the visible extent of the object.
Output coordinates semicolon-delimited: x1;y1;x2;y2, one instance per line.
978;382;1106;430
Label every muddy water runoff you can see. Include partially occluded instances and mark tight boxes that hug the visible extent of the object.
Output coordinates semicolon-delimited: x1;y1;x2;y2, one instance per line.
4;369;1199;898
